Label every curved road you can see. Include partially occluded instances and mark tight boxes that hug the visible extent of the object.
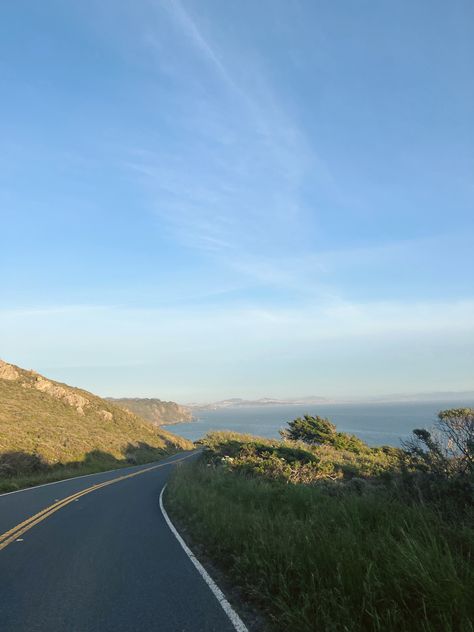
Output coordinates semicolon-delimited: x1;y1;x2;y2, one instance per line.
0;451;242;632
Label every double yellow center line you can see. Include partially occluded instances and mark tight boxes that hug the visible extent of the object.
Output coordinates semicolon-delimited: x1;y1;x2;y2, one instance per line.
0;453;194;552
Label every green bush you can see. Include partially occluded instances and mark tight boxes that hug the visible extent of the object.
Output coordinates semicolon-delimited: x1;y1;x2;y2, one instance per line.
200;430;401;485
404;408;474;477
280;413;373;454
402;408;474;513
0;451;48;477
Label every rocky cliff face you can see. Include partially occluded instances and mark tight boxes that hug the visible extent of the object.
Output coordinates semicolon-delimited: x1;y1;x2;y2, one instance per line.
107;398;193;426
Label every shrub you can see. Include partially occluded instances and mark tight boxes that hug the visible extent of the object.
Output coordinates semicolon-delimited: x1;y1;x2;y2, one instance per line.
404;408;474;477
280;414;336;444
438;408;474;474
0;451;48;477
200;430;401;485
280;414;370;454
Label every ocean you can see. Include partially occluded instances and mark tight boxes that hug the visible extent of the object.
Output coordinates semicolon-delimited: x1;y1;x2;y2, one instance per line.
163;400;473;447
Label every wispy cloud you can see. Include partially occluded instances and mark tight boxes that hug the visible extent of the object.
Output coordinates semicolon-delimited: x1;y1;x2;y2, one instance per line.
159;0;236;90
128;0;319;266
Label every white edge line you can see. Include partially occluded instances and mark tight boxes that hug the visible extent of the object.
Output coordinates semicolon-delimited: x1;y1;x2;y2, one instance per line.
159;484;249;632
0;451;196;498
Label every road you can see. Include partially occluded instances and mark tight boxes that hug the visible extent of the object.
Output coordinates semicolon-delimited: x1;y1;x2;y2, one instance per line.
0;451;243;632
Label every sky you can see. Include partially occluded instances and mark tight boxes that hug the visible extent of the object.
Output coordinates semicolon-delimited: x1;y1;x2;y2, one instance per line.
1;0;473;402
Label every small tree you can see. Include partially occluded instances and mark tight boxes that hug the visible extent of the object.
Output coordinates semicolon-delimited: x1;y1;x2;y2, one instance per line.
280;414;337;445
438;408;474;474
281;414;370;453
402;428;450;476
403;408;474;476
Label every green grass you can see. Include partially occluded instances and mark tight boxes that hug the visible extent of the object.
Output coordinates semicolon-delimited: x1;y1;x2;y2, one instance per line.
0;446;185;494
167;459;474;632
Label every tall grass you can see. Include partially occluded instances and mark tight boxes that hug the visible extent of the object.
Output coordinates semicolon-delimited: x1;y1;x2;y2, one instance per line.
167;461;474;631
0;446;184;493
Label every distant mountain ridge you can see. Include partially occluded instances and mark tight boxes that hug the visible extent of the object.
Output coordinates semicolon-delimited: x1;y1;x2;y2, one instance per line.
107;398;193;426
190;391;474;410
189;396;331;410
363;391;474;403
0;359;191;467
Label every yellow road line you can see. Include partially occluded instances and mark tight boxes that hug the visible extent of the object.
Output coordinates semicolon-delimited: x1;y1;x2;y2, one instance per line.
0;452;194;552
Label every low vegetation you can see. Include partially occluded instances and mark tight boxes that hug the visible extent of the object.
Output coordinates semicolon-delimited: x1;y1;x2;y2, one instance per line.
167;410;474;631
0;360;193;492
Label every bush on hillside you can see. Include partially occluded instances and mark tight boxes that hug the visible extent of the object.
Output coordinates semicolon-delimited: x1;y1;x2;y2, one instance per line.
401;408;474;512
280;414;369;453
280;414;336;444
0;451;48;477
201;427;401;486
405;408;474;475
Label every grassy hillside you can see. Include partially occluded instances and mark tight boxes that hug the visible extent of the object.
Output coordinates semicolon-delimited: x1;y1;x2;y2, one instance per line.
167;420;474;631
0;360;193;491
107;397;193;425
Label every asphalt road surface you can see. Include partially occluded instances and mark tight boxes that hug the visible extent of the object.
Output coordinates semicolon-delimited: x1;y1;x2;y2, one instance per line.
0;452;241;632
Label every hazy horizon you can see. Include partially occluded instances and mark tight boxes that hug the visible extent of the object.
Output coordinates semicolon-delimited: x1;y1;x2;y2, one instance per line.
2;2;473;402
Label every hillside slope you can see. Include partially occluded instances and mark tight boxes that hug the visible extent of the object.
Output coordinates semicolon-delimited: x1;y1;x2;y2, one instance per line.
108;398;192;426
0;360;192;467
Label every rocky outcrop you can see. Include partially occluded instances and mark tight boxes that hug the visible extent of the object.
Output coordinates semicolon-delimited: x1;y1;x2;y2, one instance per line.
0;360;90;414
33;376;89;415
98;409;113;421
0;360;20;381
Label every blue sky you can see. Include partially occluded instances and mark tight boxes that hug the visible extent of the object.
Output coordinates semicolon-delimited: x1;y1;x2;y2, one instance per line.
1;1;473;402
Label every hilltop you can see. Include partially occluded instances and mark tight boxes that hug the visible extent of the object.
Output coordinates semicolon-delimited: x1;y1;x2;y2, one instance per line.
0;360;192;485
108;398;192;426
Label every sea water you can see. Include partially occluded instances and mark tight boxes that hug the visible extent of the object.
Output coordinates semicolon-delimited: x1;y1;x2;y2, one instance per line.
163;401;473;447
